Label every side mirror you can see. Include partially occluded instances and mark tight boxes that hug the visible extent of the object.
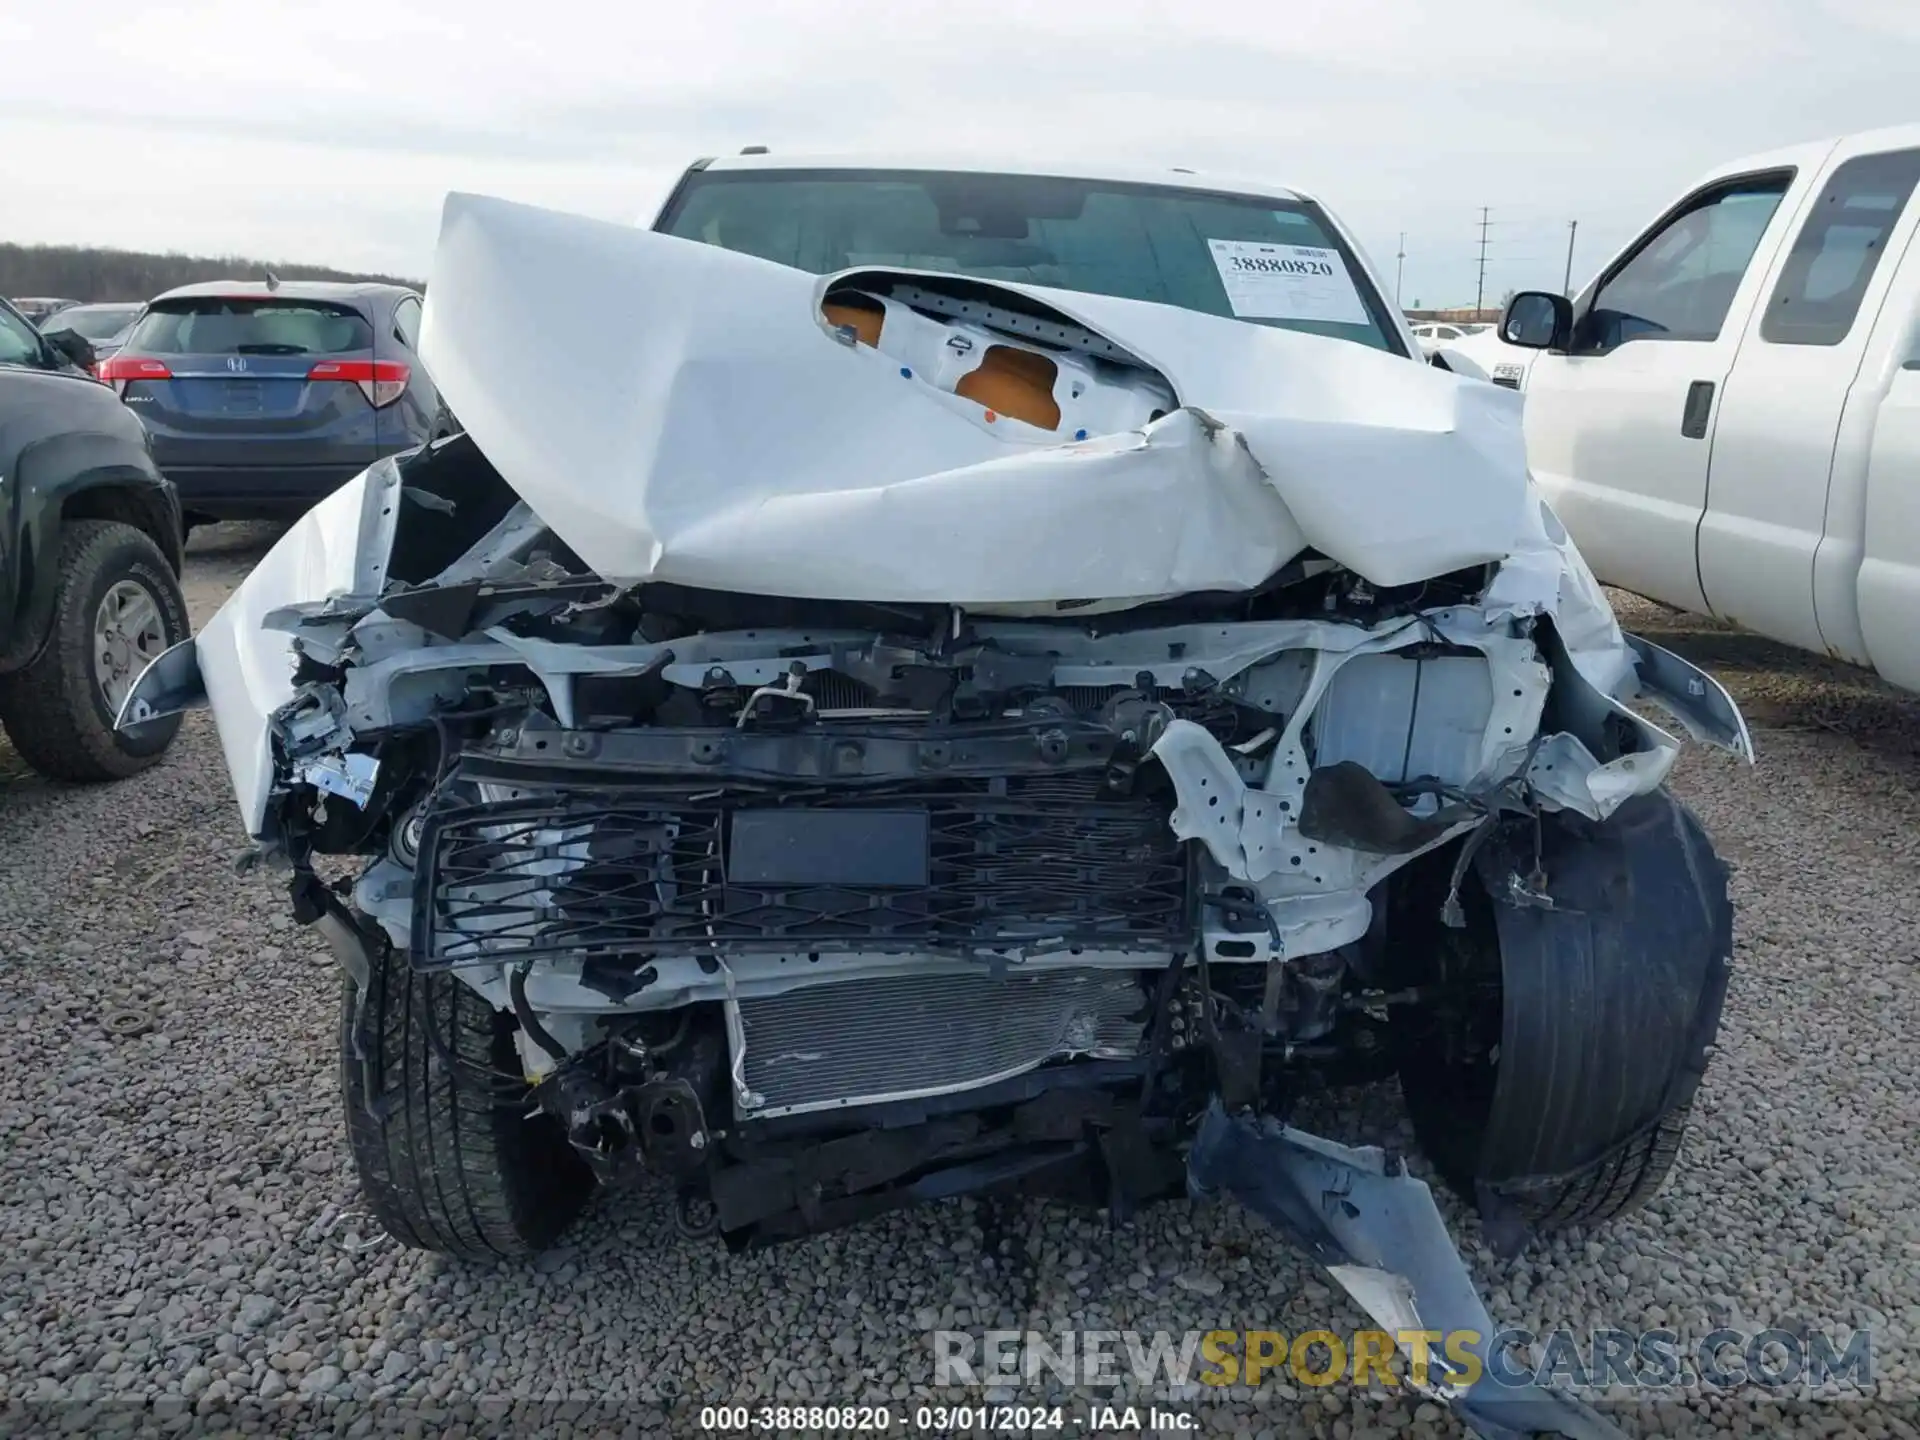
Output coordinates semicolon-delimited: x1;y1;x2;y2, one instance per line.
44;327;97;373
1500;291;1573;351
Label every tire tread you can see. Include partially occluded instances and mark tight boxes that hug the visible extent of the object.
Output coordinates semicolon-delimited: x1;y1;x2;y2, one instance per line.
340;936;591;1259
1516;1103;1691;1230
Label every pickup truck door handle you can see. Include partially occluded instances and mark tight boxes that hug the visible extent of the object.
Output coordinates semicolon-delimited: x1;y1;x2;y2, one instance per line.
1681;380;1715;439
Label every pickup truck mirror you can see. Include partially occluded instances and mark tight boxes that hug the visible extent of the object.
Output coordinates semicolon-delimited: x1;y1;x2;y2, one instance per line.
43;327;97;373
1500;291;1572;351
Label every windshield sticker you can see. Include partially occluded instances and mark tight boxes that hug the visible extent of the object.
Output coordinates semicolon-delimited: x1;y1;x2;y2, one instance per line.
1207;240;1371;325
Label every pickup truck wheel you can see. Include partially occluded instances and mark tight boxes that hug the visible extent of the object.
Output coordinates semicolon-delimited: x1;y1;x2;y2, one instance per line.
0;520;188;781
340;932;593;1259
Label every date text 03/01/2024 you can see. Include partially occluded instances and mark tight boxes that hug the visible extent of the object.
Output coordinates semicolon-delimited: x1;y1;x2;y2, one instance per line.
696;1404;1198;1432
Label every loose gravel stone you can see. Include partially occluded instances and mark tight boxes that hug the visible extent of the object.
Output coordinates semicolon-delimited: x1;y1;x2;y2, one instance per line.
0;530;1914;1439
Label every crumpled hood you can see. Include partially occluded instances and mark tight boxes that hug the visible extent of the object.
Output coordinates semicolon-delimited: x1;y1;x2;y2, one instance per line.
120;193;1757;842
418;192;1536;607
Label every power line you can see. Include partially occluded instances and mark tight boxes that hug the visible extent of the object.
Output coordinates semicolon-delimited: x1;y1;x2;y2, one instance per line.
1474;207;1492;313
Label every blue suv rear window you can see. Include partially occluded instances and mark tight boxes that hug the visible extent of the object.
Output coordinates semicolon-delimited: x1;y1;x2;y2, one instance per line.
127;299;372;356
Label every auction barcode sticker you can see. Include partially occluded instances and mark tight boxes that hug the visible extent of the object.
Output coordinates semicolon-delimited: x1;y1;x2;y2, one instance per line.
1207;239;1371;324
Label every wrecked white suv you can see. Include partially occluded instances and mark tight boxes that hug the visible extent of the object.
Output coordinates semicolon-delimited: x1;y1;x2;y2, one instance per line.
124;163;1750;1439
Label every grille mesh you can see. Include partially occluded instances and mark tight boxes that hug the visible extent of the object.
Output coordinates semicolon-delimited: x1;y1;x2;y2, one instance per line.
735;968;1148;1117
414;773;1191;968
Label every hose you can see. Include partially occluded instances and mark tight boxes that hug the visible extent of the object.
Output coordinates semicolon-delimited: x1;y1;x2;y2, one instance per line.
509;963;568;1062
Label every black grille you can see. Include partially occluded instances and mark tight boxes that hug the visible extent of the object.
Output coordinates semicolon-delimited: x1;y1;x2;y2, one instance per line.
411;773;1191;969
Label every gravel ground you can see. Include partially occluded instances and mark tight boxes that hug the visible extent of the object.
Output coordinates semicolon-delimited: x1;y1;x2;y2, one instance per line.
2;525;1918;1439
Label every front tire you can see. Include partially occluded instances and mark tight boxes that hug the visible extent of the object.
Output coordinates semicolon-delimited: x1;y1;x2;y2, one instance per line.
1392;882;1696;1230
1390;792;1730;1233
0;519;188;781
341;932;593;1259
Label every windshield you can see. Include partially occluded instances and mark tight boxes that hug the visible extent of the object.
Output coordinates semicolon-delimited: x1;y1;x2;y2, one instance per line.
124;297;372;356
659;169;1403;354
48;305;142;341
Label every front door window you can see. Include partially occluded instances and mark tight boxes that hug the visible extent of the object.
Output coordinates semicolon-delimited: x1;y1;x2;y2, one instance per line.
1578;174;1793;353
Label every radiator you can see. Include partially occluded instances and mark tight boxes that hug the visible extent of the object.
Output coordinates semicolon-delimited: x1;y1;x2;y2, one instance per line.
732;968;1148;1118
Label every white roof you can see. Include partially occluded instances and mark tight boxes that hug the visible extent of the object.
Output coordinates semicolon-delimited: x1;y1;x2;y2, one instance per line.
1700;122;1920;185
697;151;1311;205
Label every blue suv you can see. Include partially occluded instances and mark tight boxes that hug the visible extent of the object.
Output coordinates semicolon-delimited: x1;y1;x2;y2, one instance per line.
104;280;441;523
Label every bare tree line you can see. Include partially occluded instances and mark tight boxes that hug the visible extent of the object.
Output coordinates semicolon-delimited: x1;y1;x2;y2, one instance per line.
2;243;421;304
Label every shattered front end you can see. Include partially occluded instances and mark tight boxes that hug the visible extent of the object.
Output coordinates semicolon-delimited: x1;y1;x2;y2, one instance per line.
125;194;1751;1439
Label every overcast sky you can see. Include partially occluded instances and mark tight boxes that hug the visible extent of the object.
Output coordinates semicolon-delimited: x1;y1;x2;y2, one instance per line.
5;0;1916;306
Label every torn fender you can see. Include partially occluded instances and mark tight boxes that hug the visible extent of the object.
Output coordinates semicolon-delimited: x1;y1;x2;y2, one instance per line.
1622;634;1755;761
115;461;405;834
1187;1104;1626;1440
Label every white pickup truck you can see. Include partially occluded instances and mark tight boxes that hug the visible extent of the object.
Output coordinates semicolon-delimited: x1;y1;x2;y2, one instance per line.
1498;123;1920;691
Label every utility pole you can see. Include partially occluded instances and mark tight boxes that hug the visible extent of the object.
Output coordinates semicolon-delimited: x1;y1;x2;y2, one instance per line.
1395;232;1406;306
1562;219;1579;296
1474;207;1491;315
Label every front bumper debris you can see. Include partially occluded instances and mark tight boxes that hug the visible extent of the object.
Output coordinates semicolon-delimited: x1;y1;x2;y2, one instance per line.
1188;1103;1626;1440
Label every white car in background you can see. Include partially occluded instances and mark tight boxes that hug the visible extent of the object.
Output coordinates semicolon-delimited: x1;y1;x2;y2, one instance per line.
37;301;145;363
1409;320;1489;352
